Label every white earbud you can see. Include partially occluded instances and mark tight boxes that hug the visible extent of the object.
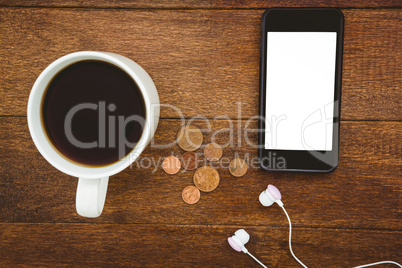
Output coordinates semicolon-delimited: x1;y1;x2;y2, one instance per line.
259;184;283;207
228;229;268;268
228;229;250;253
228;184;401;268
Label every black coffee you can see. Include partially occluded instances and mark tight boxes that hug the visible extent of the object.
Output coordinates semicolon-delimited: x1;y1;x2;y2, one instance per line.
42;60;146;166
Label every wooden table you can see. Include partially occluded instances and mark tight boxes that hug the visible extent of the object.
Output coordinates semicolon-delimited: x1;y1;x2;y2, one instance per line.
0;1;401;267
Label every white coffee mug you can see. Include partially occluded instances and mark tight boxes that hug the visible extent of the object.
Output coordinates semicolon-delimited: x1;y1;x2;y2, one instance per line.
27;51;159;218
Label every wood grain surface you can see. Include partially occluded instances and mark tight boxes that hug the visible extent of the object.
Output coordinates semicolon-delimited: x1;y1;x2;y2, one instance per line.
0;224;401;267
0;2;401;268
0;118;400;231
0;8;401;120
0;0;401;8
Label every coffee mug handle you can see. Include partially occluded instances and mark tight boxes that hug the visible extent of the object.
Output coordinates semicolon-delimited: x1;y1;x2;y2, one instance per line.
76;177;109;218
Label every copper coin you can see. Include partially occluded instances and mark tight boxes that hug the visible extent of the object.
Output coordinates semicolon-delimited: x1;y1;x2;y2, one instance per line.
229;158;248;177
182;186;201;205
177;125;203;152
181;152;199;170
204;143;223;162
162;156;181;175
193;166;220;192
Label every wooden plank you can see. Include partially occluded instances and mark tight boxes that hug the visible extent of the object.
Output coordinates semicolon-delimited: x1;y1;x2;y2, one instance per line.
0;0;401;9
1;118;400;230
0;223;400;267
0;8;401;120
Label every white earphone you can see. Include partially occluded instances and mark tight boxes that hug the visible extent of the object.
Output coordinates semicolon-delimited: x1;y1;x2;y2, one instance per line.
227;185;283;268
227;184;402;268
228;229;250;253
228;229;267;268
259;184;283;207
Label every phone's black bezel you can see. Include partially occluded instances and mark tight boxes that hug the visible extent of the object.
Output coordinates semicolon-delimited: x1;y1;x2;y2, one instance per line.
258;8;344;173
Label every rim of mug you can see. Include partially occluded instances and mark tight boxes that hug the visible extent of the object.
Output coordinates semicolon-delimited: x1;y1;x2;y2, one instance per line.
27;51;154;179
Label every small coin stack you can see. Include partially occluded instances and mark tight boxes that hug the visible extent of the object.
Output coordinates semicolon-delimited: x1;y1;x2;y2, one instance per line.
162;125;248;204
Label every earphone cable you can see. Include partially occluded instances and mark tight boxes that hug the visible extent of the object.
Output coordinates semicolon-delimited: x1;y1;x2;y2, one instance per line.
247;252;268;268
281;206;308;268
353;261;402;268
281;206;401;268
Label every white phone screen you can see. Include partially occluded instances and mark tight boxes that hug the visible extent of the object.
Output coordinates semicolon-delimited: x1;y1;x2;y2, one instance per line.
265;32;337;151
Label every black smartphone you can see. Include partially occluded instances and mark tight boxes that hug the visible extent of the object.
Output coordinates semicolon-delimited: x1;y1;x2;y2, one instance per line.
258;8;344;173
